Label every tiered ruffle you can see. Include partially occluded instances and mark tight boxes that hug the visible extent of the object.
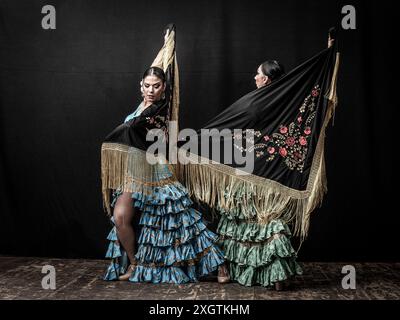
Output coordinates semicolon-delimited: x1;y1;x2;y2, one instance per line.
217;204;302;287
104;173;225;283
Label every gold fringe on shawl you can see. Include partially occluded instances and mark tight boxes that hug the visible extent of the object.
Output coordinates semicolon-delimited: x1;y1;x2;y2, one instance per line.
151;28;180;170
101;143;177;215
177;52;340;241
151;29;180;126
101;27;180;215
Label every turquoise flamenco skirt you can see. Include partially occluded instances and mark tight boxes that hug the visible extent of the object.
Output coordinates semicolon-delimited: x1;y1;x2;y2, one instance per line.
103;164;225;283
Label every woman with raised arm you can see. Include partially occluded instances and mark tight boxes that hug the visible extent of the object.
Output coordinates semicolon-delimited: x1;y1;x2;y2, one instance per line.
178;29;339;290
101;24;230;284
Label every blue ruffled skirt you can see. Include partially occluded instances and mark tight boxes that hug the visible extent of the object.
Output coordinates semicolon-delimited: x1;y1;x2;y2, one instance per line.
103;164;225;283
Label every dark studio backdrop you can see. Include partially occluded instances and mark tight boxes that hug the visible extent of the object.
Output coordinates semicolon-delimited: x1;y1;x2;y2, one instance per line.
0;0;397;262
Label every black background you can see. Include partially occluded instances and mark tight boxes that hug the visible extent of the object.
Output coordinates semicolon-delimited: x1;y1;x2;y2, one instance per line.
0;0;397;261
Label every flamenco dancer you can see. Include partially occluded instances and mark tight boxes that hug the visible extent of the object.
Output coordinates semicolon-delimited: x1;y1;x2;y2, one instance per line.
101;25;230;284
177;29;339;290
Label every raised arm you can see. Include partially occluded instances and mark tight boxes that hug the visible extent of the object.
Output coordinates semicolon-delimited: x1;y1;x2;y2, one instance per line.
151;24;176;71
328;27;336;48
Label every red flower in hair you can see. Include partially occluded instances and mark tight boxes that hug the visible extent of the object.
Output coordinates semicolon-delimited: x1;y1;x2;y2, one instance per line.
279;147;287;157
279;126;288;134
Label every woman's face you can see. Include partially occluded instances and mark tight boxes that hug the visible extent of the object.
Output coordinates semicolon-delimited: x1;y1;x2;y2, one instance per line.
141;75;166;104
254;66;270;88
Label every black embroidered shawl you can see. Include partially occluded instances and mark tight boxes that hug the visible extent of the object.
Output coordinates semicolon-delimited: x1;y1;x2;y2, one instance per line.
177;41;340;239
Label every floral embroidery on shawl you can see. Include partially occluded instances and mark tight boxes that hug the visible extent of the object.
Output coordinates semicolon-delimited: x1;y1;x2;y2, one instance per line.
234;85;321;173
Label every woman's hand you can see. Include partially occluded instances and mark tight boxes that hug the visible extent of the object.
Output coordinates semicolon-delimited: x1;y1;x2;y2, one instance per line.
164;29;170;44
327;27;335;48
328;35;334;48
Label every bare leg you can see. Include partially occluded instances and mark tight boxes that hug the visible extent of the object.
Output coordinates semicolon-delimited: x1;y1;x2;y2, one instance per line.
113;192;136;265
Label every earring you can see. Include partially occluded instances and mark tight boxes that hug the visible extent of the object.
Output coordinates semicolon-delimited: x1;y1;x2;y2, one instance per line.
162;92;166;99
140;80;144;94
